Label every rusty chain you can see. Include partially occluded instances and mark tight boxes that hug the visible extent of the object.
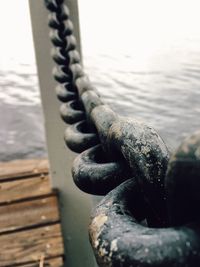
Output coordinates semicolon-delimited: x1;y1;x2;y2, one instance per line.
44;1;200;266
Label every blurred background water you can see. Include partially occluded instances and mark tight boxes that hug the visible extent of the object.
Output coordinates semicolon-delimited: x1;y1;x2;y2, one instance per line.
0;0;200;161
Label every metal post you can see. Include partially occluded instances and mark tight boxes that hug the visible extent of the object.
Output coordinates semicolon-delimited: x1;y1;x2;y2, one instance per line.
29;1;96;266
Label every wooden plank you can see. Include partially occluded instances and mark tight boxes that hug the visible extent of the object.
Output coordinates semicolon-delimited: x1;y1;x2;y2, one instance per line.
22;257;63;266
0;224;64;266
0;159;49;181
0;196;60;234
0;175;52;204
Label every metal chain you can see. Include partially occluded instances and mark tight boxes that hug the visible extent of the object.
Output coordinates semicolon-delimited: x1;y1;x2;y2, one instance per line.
44;1;200;266
44;0;169;227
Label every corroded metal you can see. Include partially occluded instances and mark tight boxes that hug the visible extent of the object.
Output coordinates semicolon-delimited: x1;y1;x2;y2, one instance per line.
44;0;169;225
64;120;99;153
44;0;61;12
51;48;80;65
89;178;200;267
89;133;200;266
44;1;200;266
90;104;169;225
166;131;200;226
55;83;76;102
60;100;85;124
75;76;98;96
72;145;131;195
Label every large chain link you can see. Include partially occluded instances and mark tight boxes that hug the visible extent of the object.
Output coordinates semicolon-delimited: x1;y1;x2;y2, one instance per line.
44;1;200;266
89;133;200;266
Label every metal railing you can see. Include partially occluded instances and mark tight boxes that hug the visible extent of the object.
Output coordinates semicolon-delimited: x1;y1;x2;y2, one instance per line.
44;0;200;266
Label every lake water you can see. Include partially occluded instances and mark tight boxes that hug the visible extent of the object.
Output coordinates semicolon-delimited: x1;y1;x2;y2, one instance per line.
0;0;200;161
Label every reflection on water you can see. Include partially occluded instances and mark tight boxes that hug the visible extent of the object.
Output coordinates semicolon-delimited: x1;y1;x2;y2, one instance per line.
84;38;200;150
0;62;46;161
0;64;40;106
80;0;200;151
0;0;200;160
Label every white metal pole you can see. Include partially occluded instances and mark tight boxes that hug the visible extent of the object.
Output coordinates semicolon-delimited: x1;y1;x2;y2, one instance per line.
29;1;96;266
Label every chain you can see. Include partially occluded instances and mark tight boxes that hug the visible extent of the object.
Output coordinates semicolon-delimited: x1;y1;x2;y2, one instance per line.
44;1;200;266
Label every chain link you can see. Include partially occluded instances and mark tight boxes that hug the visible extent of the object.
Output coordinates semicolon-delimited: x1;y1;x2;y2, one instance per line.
44;1;200;266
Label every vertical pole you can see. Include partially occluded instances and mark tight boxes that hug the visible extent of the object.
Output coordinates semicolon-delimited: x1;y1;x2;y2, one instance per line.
29;1;96;266
64;0;82;59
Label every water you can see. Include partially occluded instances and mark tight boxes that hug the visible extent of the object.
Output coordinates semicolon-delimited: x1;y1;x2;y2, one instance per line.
84;39;200;150
0;1;47;161
0;0;200;161
0;62;46;161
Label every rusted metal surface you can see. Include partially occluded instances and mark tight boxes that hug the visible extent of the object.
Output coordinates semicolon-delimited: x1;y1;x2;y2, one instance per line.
72;145;131;195
89;177;200;267
166;132;200;226
44;0;170;224
44;1;200;266
89;132;200;266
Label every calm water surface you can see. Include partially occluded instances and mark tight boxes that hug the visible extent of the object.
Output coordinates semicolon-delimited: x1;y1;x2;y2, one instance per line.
0;0;200;161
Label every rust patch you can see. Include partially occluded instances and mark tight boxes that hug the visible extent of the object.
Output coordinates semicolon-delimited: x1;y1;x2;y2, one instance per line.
90;214;108;248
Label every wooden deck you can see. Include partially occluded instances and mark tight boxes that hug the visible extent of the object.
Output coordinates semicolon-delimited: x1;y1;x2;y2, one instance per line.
0;159;64;267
